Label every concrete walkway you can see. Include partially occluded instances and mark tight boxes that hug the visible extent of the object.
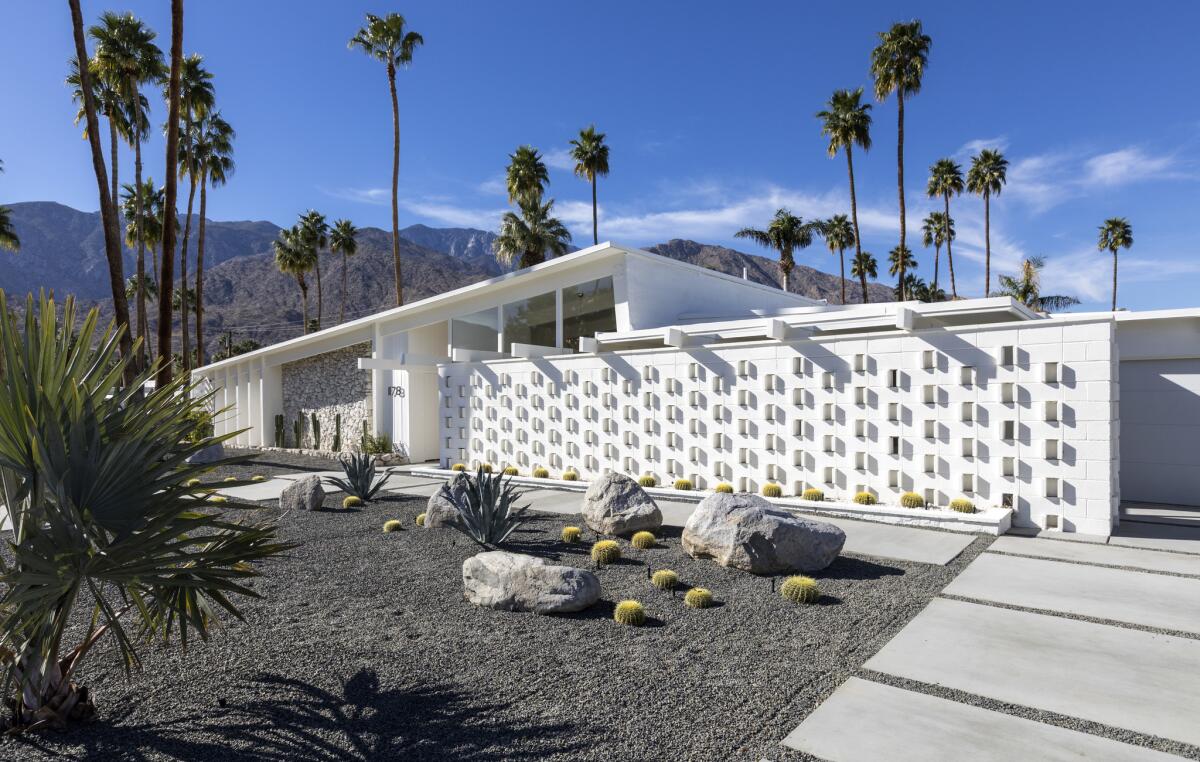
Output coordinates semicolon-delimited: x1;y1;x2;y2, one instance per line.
782;533;1200;760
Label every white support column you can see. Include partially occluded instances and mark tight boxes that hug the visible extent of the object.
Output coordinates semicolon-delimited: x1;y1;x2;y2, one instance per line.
247;363;261;447
238;364;252;446
218;368;232;437
555;288;564;348
371;323;387;439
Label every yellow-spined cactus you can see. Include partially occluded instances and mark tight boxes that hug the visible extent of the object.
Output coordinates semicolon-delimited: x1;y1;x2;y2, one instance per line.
532;466;550;478
383;519;403;533
561;526;583;543
899;491;926;509
451;463;467;472
714;482;734;494
651;569;678;591
613;600;646;626
631;531;656;549
761;483;783;498
415;512;427;527
950;497;977;513
185;478;201;488
853;491;877;505
503;466;519;476
223;476;238;483
210;495;228;504
685;587;714;609
673;478;693;491
479;463;494;474
343;495;363;509
251;474;266;482
802;488;824;502
781;575;820;604
562;469;580;481
591;539;621;564
638;474;658;488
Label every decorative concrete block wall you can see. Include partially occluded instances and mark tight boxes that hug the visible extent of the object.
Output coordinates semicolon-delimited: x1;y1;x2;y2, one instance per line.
439;318;1118;535
281;341;372;450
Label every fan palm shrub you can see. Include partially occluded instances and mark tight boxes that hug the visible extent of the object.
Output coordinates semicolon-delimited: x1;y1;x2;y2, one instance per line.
0;293;291;730
324;452;392;502
438;466;529;548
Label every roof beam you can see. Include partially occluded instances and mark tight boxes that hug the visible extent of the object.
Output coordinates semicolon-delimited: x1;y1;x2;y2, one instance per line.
767;319;815;342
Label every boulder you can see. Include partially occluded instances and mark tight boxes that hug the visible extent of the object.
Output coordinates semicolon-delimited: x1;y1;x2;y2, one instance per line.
682;492;845;573
581;472;662;536
424;472;470;528
185;441;225;465
280;474;325;512
462;551;600;614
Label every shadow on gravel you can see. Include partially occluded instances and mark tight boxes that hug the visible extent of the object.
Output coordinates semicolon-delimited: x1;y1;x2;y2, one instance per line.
47;669;581;761
817;556;904;581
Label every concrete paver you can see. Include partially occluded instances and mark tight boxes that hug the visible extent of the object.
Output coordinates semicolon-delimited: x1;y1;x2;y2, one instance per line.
989;534;1200;577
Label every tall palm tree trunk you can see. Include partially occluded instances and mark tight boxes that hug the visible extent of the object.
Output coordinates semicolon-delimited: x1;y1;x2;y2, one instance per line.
932;244;941;295
315;255;323;330
591;175;598;245
108;120;119;225
859;270;870;305
388;63;403;307
180;172;197;372
983;192;991;297
838;247;846;305
134;136;149;369
156;0;183;388
944;193;957;298
298;277;309;333
846;145;864;304
896;90;907;298
194;175;208;367
1111;249;1118;311
69;0;134;383
340;252;348;324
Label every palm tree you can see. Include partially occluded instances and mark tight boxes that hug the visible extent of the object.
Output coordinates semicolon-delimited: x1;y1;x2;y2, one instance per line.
851;250;878;304
349;13;423;308
274;225;316;333
822;214;855;303
505;145;549;204
1098;218;1133;311
995;256;1080;312
68;0;135;379
887;244;918;300
569;126;610;245
67;55;131;219
817;88;872;294
120;178;164;354
493;198;572;269
734;209;818;291
0;160;17;253
921;211;953;296
871;20;931;260
125;273;158;302
926;158;964;298
174;54;215;373
897;273;933;302
157;0;185;386
299;210;330;330
330;219;359;323
966;149;1008;297
90;12;165;373
191;111;235;367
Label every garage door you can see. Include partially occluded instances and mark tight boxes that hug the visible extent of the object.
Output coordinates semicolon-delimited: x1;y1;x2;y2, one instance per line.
1120;359;1200;506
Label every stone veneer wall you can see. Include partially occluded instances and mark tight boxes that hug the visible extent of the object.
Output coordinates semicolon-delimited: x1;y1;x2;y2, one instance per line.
281;341;372;450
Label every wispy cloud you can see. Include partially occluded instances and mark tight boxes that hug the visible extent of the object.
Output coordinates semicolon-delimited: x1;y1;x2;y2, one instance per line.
1003;145;1189;213
543;147;575;172
1083;147;1179;186
956;136;1010;158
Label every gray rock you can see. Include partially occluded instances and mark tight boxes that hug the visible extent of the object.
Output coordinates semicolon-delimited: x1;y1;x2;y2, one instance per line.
280;474;324;512
186;441;225;465
581;472;662;536
424;472;470;528
682;492;845;573
462;551;601;614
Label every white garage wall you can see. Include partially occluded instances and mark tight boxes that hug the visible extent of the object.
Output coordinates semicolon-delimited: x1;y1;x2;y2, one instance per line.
1119;359;1200;506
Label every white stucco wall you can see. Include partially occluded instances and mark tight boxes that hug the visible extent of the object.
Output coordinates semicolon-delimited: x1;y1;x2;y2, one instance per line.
439;318;1119;535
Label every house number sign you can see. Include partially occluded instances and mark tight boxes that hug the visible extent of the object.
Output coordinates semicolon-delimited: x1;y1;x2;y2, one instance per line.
387;386;406;398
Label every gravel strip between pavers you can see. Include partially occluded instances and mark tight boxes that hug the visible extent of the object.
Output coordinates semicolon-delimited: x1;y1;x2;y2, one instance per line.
4;451;991;761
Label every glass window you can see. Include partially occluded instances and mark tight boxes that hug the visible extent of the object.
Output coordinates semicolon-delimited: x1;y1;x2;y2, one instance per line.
562;276;616;351
502;292;556;353
451;307;499;353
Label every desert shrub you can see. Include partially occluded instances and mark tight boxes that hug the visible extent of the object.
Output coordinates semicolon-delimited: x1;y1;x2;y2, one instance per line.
562;469;579;481
415;513;427;526
383;519;403;533
761;483;783;498
613;600;646;626
184;407;214;444
342;495;363;509
684;587;714;609
651;570;678;590
802;487;824;501
561;526;582;543
532;466;550;478
950;497;977;513
631;531;656;549
673;478;693;491
324;452;391;502
781;576;820;604
503;466;519;476
714;482;734;494
591;539;621;564
439;466;529;547
853;491;877;505
899;491;926;509
251;475;266;482
451;463;467;472
638;474;658;488
362;433;393;455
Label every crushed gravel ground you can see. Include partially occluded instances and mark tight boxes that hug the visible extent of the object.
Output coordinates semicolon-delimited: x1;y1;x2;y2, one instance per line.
4;452;991;761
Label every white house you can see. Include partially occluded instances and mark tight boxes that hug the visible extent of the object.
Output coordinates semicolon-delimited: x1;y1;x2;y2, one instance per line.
192;242;1200;537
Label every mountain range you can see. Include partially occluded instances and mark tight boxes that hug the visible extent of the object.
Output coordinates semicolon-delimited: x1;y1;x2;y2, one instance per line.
0;201;892;355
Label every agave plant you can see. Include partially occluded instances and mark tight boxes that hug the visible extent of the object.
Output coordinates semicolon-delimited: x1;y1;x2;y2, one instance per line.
324;452;391;502
440;467;529;548
0;292;294;731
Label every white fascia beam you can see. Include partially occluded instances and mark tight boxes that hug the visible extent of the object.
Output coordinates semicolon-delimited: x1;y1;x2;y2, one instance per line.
450;348;509;363
664;327;719;348
578;337;600;354
767;319;815;342
358;354;444;370
895;307;915;331
510;342;573;359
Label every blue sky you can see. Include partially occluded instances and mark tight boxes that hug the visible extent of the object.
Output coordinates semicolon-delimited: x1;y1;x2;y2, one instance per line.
2;1;1199;311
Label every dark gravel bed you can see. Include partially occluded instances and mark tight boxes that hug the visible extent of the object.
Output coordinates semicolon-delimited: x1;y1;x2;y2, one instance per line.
4;454;991;762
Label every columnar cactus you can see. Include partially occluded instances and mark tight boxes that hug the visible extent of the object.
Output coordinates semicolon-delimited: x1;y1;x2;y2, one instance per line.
311;412;322;450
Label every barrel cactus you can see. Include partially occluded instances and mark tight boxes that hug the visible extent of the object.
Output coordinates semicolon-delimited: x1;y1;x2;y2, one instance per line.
613;600;646;626
343;495;363;509
383;519;402;533
781;575;820;604
591;539;621;564
950;497;977;513
631;531;656;549
209;495;228;505
673;478;693;491
801;488;824;501
638;474;658;488
185;478;201;488
685;587;714;609
853;491;877;505
532;466;550;478
561;526;583;543
251;474;266;482
899;491;926;509
479;463;494;474
761;483;783;498
714;482;734;494
651;569;678;591
223;476;238;483
415;512;427;527
451;463;467;472
503;466;519;476
562;469;580;481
